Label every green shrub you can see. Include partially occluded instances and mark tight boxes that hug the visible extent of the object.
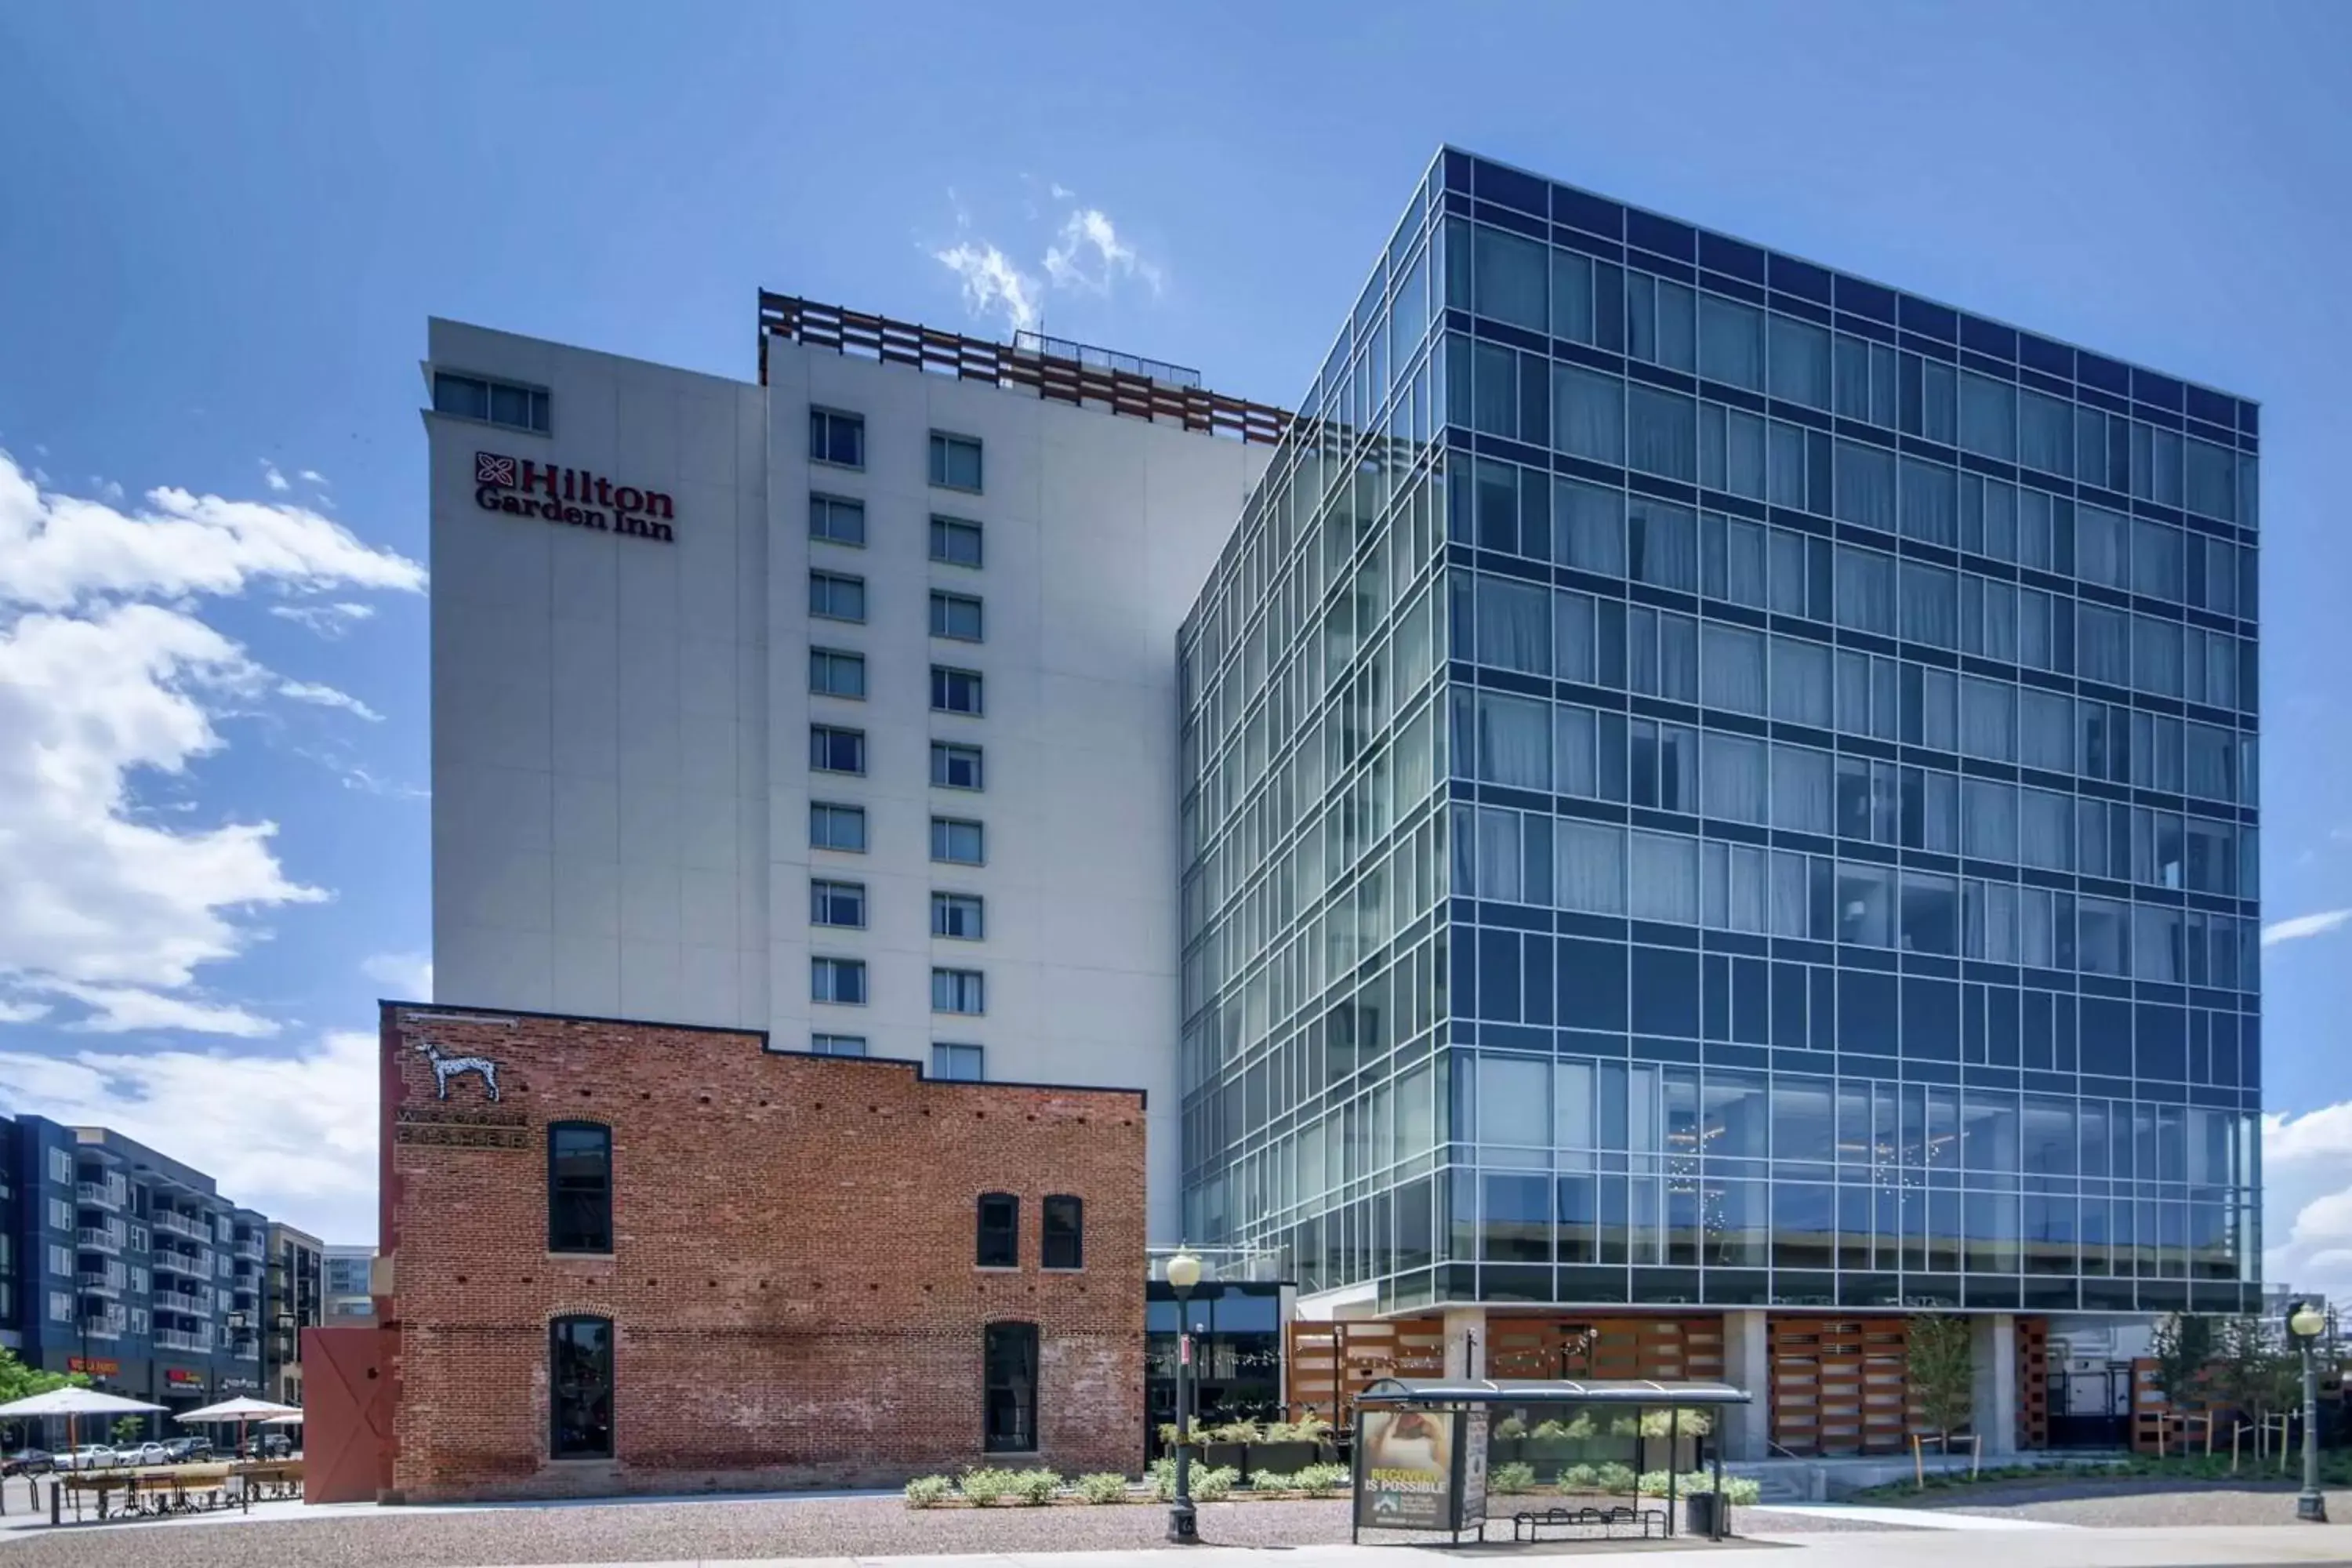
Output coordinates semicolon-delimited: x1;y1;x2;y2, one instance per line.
904;1475;953;1508
1637;1408;1712;1437
1595;1461;1637;1494
1490;1461;1538;1494
958;1466;1018;1505
1294;1463;1349;1496
1680;1472;1760;1504
1148;1458;1177;1502
1207;1419;1261;1443
1530;1418;1569;1439
1192;1465;1240;1501
1073;1472;1130;1504
1248;1470;1295;1492
1493;1415;1530;1439
1558;1463;1600;1490
1010;1468;1062;1505
1634;1469;1676;1497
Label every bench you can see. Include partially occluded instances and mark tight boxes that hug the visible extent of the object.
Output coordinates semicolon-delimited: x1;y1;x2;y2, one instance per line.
1512;1502;1668;1541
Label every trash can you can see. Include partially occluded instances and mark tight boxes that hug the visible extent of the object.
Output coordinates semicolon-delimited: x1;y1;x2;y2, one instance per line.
1684;1491;1727;1537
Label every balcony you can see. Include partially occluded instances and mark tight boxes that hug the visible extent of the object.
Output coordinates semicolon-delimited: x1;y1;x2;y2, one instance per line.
76;1226;123;1254
151;1249;198;1276
233;1236;265;1262
153;1210;208;1242
78;1318;123;1340
75;1272;122;1298
154;1328;209;1353
74;1180;124;1210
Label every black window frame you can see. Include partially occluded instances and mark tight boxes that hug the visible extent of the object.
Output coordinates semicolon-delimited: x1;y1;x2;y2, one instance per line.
546;1123;613;1255
809;878;867;928
808;647;866;700
432;369;550;435
810;724;866;775
982;1320;1039;1454
976;1192;1020;1268
929;430;984;492
809;569;867;624
549;1313;614;1458
931;816;985;865
929;590;985;642
933;1042;984;1081
809;492;866;546
931;741;984;791
811;408;866;469
931;891;985;940
809;801;867;853
931;515;984;568
1041;1195;1083;1271
930;665;985;716
811;955;868;1005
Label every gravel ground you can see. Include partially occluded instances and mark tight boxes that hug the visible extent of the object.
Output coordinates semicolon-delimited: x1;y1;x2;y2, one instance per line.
1878;1476;2352;1528
0;1490;1884;1566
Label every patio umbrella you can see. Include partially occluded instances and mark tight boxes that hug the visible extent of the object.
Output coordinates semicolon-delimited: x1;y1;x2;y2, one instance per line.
174;1397;300;1460
0;1387;167;1462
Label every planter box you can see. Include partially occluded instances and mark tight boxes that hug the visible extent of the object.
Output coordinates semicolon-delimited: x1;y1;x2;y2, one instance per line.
1245;1440;1319;1478
1201;1441;1247;1475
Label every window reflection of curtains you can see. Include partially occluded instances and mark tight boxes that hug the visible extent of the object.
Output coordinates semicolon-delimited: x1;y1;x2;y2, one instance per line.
1700;624;1766;714
1699;295;1764;390
1769;850;1809;938
1835;441;1896;530
1978;579;2017;661
1629;832;1699;923
2133;614;2182;697
1958;372;2017;460
1475;692;1551;789
1553;365;1624;464
1960;677;2015;761
1835;545;1895;635
1898;456;1957;545
1770;745;1832;833
1703;733;1767;824
1964;780;2017;862
2078;604;2129;687
2020;788;2074;869
1472;224;1548;331
2019;388;2074;477
1555;477;1625;576
1770;635;1832;728
1555;590;1597;682
1556;821;1626;913
1657;612;1697;702
1628;499;1697;590
1627;387;1697;481
2019;688;2072;771
2077;506;2129;589
1900;561;1957;648
1767;315;1831;409
1474;574;1551;675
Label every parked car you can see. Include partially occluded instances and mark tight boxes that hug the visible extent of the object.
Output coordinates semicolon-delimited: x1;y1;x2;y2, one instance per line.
53;1445;122;1472
237;1433;292;1460
2;1447;55;1476
122;1441;170;1468
162;1437;212;1464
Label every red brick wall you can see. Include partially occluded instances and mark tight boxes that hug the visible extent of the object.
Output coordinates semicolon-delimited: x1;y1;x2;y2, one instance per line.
380;1003;1146;1501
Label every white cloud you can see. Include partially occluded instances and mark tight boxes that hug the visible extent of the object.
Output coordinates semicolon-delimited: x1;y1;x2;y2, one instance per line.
0;452;424;612
0;997;50;1024
278;679;383;723
41;982;278;1036
1049;182;1075;201
0;452;422;1033
2264;909;2352;946
334;761;428;800
1044;206;1164;297
260;460;289;493
269;601;376;640
931;240;1042;335
2261;1102;2352;1304
297;470;328;487
0;1029;379;1243
361;951;433;1000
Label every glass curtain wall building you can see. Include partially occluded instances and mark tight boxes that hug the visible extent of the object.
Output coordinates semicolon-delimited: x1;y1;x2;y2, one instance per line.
1177;148;2260;1319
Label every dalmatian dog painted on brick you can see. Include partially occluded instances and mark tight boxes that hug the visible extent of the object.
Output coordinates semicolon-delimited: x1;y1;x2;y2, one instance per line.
414;1038;501;1103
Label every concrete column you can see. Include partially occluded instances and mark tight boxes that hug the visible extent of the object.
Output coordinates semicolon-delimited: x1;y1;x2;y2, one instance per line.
1970;1312;2017;1457
1718;1309;1772;1460
1443;1306;1487;1378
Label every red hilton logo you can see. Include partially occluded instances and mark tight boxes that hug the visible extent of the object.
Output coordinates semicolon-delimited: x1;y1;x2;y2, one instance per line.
474;451;675;543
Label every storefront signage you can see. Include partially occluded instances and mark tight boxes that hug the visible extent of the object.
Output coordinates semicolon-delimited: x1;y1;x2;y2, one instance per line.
220;1377;260;1394
164;1368;205;1388
474;451;675;543
66;1357;119;1377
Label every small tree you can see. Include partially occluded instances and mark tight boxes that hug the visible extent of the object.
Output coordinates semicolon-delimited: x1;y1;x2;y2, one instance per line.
2149;1312;2217;1456
111;1415;144;1446
1907;1314;1973;1452
2210;1316;2296;1442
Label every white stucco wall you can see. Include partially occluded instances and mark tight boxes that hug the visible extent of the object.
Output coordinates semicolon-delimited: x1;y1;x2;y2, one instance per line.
425;319;1269;1237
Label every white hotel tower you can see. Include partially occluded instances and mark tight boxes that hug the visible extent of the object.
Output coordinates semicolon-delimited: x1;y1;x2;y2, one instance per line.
423;298;1282;1234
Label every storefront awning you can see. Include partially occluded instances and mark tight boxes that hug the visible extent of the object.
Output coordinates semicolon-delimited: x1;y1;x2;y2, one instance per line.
1356;1376;1751;1406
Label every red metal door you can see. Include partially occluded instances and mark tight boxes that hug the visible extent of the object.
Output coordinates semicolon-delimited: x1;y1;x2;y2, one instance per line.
301;1327;392;1504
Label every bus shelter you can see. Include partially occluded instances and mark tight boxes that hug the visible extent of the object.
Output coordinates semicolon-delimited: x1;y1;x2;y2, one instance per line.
1350;1377;1754;1544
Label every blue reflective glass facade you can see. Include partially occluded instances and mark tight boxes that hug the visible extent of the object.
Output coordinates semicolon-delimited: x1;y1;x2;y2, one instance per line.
1177;148;2260;1318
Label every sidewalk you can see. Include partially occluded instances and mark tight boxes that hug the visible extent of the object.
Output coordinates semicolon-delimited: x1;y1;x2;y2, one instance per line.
454;1523;2352;1568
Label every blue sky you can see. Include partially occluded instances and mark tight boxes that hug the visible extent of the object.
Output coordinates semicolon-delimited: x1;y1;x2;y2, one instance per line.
3;1;2351;1276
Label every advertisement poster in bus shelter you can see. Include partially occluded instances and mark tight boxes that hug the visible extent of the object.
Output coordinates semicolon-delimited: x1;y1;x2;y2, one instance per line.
1354;1408;1461;1532
1458;1408;1489;1530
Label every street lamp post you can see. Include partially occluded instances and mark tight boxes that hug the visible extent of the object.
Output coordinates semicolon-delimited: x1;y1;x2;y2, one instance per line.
1165;1248;1203;1544
2287;1299;2329;1524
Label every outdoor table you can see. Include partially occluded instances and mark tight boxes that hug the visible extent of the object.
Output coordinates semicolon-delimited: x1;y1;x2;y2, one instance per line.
232;1459;303;1501
52;1463;245;1524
